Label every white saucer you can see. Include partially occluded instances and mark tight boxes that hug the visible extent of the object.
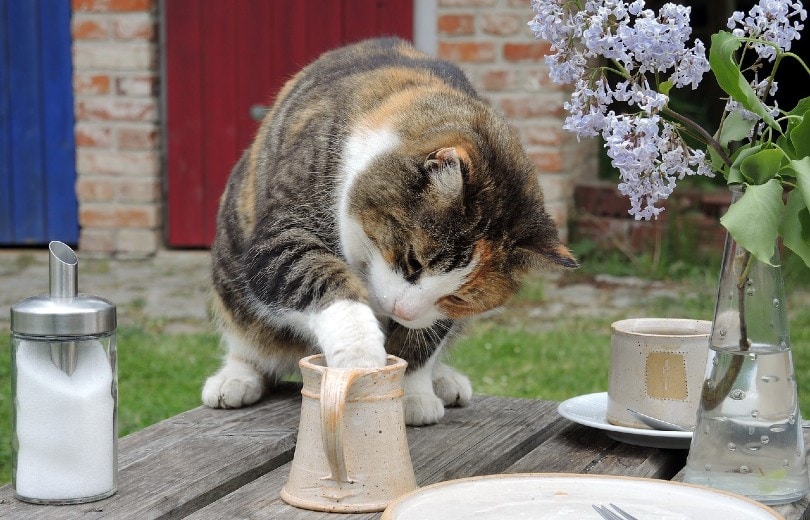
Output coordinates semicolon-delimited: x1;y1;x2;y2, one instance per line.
557;392;692;449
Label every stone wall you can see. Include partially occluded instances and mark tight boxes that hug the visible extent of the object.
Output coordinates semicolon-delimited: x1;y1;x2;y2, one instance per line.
68;0;595;255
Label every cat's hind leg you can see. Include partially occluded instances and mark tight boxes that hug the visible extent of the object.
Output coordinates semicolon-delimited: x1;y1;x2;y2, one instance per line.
432;361;472;407
202;328;299;409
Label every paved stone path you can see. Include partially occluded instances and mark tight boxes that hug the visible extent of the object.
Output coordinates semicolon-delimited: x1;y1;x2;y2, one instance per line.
1;249;213;335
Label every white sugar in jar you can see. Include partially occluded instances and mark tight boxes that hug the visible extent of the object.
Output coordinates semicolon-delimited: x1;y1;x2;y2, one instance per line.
10;242;117;505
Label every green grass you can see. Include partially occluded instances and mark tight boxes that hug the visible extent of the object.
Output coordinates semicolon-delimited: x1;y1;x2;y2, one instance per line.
116;326;222;436
449;272;810;415
449;279;718;402
450;317;612;400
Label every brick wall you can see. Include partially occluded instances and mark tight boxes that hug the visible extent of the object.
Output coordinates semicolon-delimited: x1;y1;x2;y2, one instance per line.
72;0;161;257
435;0;598;242
67;0;595;256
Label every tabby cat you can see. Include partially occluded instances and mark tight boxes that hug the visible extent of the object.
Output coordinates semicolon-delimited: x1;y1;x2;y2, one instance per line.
202;38;577;425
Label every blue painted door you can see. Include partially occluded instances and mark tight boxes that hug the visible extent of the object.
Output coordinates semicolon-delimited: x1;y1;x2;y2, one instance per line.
0;0;78;246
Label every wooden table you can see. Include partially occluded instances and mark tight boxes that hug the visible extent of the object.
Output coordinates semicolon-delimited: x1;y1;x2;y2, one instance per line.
2;384;809;519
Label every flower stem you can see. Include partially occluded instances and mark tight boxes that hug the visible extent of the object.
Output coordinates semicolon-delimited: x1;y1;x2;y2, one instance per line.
663;107;733;167
701;250;754;411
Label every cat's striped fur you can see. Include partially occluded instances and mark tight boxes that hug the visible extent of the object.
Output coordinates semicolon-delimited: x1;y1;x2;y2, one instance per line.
202;38;577;425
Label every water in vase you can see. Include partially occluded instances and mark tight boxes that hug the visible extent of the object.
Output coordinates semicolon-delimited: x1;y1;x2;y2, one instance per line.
684;345;809;504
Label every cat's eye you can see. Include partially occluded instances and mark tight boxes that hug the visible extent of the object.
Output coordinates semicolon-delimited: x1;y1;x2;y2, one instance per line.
405;249;422;274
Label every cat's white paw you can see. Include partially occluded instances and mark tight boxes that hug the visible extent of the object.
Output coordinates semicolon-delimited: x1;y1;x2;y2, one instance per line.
330;347;386;369
312;300;387;369
202;358;265;409
404;393;445;426
432;363;472;407
403;361;445;425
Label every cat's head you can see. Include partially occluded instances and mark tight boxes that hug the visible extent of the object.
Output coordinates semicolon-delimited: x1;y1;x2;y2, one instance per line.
342;123;577;329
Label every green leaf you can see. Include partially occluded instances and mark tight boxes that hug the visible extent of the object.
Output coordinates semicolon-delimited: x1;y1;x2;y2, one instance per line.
659;79;674;96
778;134;797;159
718;109;757;147
739;148;786;184
709;32;779;130
728;144;763;184
787;96;810;133
708;145;727;173
788;157;810;211
789;116;810;157
721;180;785;265
781;190;810;269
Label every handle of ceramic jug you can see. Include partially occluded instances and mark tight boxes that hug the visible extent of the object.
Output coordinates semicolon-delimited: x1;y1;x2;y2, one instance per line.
320;367;364;484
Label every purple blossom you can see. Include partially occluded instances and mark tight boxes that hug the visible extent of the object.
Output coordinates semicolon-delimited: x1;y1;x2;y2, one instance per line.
671;40;710;89
601;114;710;219
527;0;796;221
728;0;807;60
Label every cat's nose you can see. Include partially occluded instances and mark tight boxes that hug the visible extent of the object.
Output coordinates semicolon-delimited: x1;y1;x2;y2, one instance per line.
392;300;417;322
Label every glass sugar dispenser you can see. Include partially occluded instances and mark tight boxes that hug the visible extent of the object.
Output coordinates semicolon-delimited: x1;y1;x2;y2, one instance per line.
10;241;118;504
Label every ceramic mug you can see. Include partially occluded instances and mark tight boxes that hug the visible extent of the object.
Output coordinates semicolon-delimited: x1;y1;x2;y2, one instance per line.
607;318;711;430
281;354;417;513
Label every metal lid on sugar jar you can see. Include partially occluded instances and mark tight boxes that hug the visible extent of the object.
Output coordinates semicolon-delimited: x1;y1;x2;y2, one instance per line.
10;241;116;337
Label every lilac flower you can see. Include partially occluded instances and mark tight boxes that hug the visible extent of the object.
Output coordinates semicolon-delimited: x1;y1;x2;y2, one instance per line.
626;4;696;74
526;1;718;219
602;114;711;219
671;40;710;89
581;1;635;64
728;0;807;60
563;78;612;138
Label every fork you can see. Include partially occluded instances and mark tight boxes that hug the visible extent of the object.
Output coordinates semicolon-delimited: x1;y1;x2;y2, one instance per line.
592;503;640;520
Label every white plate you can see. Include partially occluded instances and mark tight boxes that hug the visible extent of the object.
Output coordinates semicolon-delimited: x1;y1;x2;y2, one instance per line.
382;473;782;519
557;392;692;449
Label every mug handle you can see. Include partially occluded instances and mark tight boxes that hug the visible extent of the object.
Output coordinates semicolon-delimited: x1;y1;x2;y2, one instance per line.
320;367;364;484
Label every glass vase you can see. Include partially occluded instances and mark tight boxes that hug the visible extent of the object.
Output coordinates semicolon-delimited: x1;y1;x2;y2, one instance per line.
684;186;809;504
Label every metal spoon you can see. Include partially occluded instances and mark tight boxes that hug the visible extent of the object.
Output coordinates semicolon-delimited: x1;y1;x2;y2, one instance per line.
627;408;689;432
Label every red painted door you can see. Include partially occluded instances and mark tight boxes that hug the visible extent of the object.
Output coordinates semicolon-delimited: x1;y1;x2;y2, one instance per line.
164;0;414;247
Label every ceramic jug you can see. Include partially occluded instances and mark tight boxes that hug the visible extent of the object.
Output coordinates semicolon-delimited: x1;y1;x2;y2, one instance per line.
281;354;417;512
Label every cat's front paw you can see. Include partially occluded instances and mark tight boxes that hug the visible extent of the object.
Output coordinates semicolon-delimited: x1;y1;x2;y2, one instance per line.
432;363;472;407
202;358;265;409
330;347;387;369
404;393;445;426
313;300;387;369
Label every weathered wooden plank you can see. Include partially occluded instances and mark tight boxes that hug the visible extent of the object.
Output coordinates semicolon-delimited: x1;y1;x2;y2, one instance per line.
0;386;303;519
187;465;380;520
507;419;688;479
186;395;563;519
409;396;563;484
3;392;806;520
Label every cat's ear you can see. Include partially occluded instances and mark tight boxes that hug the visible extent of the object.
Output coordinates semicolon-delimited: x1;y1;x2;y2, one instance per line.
424;147;464;198
545;244;579;269
518;239;579;270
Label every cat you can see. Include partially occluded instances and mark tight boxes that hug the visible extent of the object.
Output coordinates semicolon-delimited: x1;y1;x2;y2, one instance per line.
201;37;577;426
